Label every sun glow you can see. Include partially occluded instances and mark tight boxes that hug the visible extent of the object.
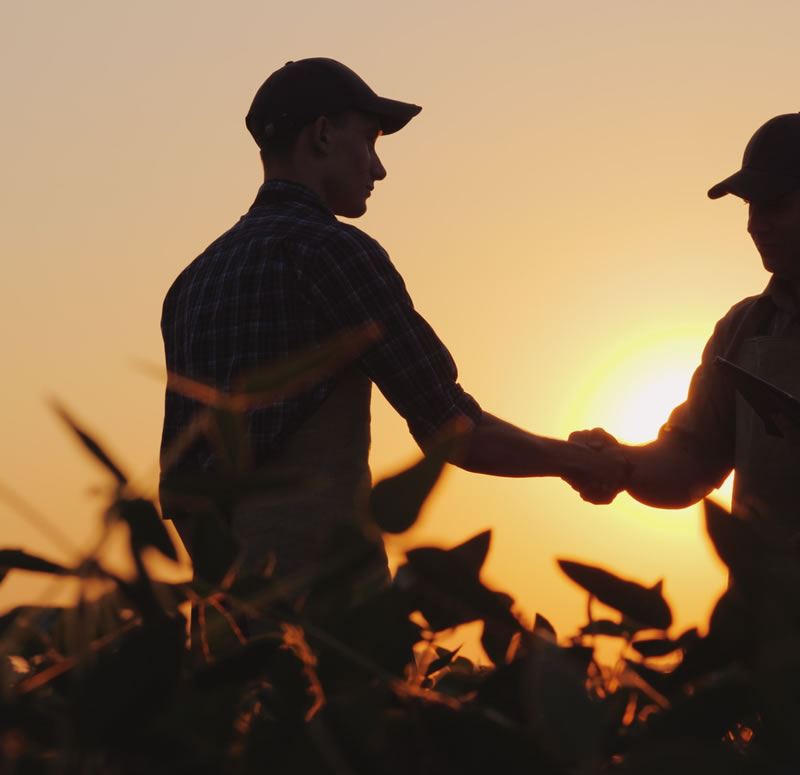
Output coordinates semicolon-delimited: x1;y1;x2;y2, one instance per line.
567;326;708;444
565;325;734;514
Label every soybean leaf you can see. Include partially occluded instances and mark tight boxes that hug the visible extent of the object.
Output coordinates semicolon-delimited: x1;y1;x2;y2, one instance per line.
0;549;71;579
578;619;630;639
481;589;519;665
403;536;520;634
533;613;557;639
369;423;468;534
524;638;603;765
425;645;462;677
50;402;128;485
703;498;759;577
117;498;178;562
449;529;492;576
558;559;672;630
631;637;683;658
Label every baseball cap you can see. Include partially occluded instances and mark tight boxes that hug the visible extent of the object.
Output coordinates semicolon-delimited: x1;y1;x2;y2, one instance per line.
708;113;800;202
246;58;422;148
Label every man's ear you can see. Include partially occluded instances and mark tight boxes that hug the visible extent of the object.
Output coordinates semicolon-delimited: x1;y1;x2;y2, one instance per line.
309;115;332;157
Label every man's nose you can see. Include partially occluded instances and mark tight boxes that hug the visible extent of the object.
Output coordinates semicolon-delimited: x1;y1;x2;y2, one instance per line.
372;152;387;181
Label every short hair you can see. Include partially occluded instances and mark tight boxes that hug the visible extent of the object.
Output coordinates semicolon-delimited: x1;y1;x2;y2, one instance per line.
258;112;351;166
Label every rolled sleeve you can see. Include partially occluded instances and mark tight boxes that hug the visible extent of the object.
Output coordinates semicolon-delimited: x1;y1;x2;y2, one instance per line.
303;227;482;444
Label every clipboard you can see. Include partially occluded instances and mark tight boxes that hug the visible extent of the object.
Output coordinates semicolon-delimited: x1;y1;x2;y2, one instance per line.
714;356;800;443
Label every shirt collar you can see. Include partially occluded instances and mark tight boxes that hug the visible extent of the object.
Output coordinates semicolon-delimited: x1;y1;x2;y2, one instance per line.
251;179;333;217
763;275;800;313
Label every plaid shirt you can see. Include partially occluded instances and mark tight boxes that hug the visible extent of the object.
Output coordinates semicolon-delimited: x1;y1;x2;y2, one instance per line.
160;180;481;471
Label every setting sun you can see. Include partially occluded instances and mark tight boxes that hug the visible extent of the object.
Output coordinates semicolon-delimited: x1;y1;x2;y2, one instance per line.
568;326;710;444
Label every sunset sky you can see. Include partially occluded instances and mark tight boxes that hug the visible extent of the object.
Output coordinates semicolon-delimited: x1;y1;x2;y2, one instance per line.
3;0;799;652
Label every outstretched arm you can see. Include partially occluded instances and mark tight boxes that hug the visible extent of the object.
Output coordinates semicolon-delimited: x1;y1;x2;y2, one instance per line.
444;412;630;500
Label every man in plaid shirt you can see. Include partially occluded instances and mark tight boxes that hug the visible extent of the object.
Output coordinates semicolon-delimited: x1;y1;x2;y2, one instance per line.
160;58;626;580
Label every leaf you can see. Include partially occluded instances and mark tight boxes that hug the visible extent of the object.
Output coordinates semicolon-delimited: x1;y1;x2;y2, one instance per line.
631;637;683;658
369;422;468;534
482;586;520;665
117;498;179;562
425;645;462;677
558;559;672;630
50;401;128;484
524;638;603;764
628;627;701;665
0;549;71;578
448;530;492;575
533;613;557;639
402;537;521;635
703;498;756;574
578;619;631;638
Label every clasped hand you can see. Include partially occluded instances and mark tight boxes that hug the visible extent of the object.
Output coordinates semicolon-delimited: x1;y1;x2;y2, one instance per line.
566;427;631;504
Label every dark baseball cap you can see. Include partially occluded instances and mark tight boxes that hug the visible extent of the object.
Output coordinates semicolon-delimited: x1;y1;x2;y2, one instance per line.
708;113;800;202
245;58;422;148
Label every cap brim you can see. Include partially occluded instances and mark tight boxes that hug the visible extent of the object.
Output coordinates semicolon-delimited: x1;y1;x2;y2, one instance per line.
708;167;798;202
364;96;422;134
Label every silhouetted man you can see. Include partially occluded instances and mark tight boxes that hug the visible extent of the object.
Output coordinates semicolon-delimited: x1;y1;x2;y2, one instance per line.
571;113;800;525
160;58;625;579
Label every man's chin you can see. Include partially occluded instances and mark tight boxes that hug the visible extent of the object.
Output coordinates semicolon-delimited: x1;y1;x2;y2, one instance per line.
334;202;367;219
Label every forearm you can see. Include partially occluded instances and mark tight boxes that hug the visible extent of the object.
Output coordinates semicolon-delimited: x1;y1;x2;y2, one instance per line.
622;440;720;508
455;412;610;480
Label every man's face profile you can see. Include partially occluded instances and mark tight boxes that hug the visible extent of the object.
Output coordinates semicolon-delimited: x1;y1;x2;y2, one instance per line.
747;187;800;279
320;112;386;219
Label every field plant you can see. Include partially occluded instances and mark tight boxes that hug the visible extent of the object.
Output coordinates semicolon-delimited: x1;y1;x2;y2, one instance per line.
2;331;800;773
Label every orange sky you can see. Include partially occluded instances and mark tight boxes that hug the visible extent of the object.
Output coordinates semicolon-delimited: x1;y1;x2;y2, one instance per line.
3;0;799;654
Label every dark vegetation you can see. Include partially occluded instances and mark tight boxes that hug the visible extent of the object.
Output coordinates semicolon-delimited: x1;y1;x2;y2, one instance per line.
2;331;800;773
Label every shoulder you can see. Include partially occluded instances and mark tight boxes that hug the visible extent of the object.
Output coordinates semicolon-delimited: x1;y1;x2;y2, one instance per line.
312;220;389;260
701;290;773;361
719;292;767;322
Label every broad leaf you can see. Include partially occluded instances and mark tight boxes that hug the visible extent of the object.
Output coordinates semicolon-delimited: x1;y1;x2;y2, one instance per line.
533;613;557;639
578;619;630;638
558;559;672;630
703;498;758;576
631;637;683;658
448;530;491;575
425;645;462;677
403;537;520;635
369;424;467;534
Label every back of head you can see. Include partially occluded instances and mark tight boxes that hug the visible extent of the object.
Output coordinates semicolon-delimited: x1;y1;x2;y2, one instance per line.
245;58;421;159
708;112;800;203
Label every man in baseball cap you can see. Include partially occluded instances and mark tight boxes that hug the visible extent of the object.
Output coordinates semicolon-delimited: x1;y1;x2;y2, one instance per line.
160;58;627;588
569;113;800;526
245;57;422;146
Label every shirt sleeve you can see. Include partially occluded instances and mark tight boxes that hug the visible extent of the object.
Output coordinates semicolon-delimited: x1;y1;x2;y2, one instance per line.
301;226;482;444
657;296;768;490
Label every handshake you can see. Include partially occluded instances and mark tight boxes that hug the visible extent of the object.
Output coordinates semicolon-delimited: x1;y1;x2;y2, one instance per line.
565;427;633;505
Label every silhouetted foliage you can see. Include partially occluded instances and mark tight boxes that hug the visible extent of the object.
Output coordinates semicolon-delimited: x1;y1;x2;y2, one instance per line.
2;341;799;772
